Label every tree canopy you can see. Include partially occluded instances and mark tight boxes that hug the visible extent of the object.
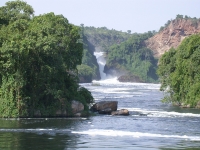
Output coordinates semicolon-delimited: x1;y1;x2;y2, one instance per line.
157;34;200;107
0;0;93;118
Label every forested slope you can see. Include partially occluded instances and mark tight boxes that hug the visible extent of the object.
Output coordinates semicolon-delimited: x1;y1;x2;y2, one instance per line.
77;32;100;83
84;26;132;52
105;32;158;83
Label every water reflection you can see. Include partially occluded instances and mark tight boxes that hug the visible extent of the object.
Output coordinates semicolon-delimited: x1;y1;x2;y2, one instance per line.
0;118;85;150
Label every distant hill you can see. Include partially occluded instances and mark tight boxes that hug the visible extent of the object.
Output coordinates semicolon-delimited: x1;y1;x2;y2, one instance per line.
145;16;200;58
83;26;132;52
79;16;200;83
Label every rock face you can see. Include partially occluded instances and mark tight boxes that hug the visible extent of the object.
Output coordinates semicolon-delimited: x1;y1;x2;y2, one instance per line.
145;19;200;58
91;101;118;114
71;100;84;114
111;109;129;116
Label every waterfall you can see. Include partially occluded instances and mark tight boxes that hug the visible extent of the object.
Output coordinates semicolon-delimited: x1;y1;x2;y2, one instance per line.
94;52;107;80
93;52;119;84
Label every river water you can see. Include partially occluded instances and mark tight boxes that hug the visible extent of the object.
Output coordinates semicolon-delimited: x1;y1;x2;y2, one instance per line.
0;79;200;150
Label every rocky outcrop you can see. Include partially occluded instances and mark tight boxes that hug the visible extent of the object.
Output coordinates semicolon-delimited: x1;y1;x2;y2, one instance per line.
91;101;118;114
33;100;85;117
91;101;130;116
145;19;200;58
71;100;84;115
111;109;129;116
118;75;143;83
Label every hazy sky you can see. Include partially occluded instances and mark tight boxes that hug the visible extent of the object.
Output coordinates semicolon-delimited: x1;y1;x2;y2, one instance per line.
1;0;200;33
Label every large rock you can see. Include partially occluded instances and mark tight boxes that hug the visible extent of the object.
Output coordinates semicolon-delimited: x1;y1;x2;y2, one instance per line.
111;109;129;116
91;101;118;114
71;100;84;114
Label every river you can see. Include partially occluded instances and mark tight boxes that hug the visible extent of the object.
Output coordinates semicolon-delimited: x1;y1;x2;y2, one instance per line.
1;52;200;149
0;79;200;149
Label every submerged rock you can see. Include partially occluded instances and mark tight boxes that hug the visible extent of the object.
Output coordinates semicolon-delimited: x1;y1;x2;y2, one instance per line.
111;109;129;116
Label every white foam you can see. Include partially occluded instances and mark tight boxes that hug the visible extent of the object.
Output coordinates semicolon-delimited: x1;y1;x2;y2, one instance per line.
92;80;161;90
72;129;200;141
122;107;200;118
92;77;120;85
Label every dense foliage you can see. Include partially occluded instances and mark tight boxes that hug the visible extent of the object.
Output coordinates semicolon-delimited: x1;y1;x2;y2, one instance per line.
77;29;100;83
0;0;93;118
157;34;200;107
105;32;158;82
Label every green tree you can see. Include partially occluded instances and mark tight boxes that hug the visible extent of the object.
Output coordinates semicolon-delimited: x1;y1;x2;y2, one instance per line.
157;34;200;107
0;1;92;117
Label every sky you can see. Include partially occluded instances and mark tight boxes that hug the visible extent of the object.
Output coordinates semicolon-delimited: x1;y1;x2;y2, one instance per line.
1;0;200;33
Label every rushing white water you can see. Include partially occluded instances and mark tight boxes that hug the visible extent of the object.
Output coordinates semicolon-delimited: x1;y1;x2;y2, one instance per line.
72;129;200;141
120;107;200;118
94;52;107;80
1;82;200;149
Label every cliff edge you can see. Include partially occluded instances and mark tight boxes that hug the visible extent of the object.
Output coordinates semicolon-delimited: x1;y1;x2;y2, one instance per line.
145;18;200;58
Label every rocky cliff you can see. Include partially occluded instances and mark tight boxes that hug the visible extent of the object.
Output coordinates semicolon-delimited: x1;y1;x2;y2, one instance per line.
145;18;200;58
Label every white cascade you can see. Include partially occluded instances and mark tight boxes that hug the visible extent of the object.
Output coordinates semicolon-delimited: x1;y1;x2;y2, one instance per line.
93;52;119;84
94;52;107;80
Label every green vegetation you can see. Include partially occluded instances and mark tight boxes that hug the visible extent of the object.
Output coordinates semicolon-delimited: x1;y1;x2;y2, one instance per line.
0;0;93;118
84;26;132;52
77;26;133;82
77;28;100;83
83;26;158;82
105;32;158;82
157;34;200;107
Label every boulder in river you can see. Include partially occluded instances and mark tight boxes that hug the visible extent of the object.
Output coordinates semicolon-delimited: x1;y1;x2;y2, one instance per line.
91;101;118;114
111;109;129;116
117;75;143;83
